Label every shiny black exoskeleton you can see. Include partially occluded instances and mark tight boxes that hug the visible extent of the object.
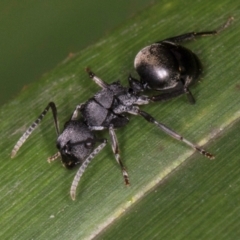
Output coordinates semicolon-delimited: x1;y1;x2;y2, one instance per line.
129;17;233;104
134;42;201;104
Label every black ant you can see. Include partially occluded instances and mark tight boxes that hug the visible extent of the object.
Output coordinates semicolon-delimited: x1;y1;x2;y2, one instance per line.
11;17;233;200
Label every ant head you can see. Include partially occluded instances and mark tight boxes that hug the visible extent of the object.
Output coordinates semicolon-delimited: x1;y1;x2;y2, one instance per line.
56;120;96;169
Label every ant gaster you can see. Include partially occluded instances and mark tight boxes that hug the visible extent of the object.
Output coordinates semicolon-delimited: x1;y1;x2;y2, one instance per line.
11;18;233;200
129;17;233;104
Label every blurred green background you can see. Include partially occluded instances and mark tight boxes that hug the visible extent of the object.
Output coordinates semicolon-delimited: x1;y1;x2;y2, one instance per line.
0;0;152;106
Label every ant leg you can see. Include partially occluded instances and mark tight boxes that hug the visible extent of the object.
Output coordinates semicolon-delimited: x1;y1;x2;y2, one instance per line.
128;107;214;159
11;102;60;158
77;123;129;185
161;17;233;43
184;78;196;104
109;125;130;185
150;89;189;102
86;68;109;89
70;139;107;200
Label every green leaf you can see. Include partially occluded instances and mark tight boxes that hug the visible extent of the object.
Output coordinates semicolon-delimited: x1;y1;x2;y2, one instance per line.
1;1;240;239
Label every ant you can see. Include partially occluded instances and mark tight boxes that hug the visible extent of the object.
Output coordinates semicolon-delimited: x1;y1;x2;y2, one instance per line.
11;17;233;200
